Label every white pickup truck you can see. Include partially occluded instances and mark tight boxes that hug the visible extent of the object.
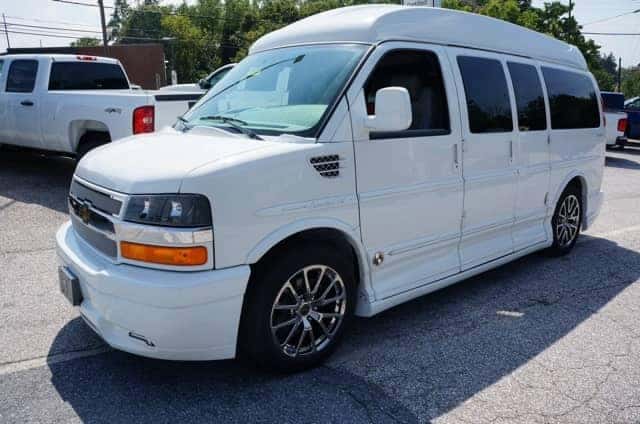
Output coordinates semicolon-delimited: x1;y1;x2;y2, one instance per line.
0;54;201;157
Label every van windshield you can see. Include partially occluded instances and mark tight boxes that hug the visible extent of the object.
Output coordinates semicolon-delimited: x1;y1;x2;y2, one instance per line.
183;44;368;137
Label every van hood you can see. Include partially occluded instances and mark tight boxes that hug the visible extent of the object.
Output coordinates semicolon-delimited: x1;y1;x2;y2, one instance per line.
75;128;272;193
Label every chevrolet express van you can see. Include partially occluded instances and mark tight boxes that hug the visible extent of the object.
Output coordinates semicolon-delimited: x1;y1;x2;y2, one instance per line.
56;5;605;371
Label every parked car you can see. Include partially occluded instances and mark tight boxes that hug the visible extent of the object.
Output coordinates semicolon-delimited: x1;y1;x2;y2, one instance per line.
601;91;628;148
624;96;640;140
56;5;605;372
159;63;236;94
0;54;202;158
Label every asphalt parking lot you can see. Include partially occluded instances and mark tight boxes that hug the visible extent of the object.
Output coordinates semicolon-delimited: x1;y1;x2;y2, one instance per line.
1;146;640;423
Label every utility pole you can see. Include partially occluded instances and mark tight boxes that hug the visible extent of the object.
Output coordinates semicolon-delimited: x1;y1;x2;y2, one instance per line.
617;57;622;92
2;13;10;50
568;0;573;19
97;0;109;56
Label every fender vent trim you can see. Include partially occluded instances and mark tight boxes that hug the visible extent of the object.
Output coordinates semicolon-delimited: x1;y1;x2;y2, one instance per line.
310;155;341;178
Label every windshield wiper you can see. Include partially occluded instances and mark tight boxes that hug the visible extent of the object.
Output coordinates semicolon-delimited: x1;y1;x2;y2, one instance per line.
199;115;263;140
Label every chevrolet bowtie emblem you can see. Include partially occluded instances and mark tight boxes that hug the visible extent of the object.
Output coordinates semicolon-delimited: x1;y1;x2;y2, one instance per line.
78;202;91;225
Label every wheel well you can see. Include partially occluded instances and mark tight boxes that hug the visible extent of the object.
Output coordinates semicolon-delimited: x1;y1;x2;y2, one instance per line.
69;120;111;152
565;176;588;224
237;228;362;358
250;228;361;285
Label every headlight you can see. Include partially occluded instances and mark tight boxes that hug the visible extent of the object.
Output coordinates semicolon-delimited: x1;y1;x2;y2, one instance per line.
123;194;212;227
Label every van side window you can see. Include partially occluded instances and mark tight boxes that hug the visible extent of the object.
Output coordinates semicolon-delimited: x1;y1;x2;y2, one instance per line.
507;62;547;131
541;67;600;129
6;60;38;93
365;49;450;138
457;56;513;133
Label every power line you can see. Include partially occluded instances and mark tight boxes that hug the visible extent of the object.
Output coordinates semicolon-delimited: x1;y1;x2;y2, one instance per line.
51;0;114;9
0;29;101;40
582;9;640;26
0;28;243;48
5;22;102;34
583;32;640;36
4;14;102;28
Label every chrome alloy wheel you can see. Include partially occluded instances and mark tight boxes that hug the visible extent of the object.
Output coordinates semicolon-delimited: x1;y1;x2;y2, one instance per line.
270;265;347;358
556;194;581;247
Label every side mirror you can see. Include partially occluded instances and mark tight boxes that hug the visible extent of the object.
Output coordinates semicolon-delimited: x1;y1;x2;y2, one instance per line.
364;87;412;133
198;79;211;90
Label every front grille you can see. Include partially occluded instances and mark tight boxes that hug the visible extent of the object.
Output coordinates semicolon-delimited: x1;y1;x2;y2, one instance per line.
69;178;120;259
70;214;118;258
70;180;122;216
69;197;115;234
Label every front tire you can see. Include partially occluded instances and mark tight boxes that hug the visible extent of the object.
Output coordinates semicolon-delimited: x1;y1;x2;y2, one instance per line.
240;242;356;372
547;186;582;256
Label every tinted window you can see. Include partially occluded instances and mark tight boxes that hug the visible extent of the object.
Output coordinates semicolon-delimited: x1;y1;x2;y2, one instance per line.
206;67;231;88
507;62;547;131
457;56;513;133
626;99;640;111
49;62;129;90
365;49;450;138
6;60;38;93
0;60;4;78
542;67;600;129
601;92;625;111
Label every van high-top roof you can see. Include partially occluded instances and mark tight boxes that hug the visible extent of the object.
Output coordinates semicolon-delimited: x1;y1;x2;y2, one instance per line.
249;5;587;71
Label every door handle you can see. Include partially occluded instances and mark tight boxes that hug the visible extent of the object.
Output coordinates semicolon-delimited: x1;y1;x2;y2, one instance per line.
20;100;34;107
509;140;514;161
453;143;459;169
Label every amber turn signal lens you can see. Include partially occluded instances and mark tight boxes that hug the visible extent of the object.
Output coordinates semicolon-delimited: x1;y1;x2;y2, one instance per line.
120;242;207;266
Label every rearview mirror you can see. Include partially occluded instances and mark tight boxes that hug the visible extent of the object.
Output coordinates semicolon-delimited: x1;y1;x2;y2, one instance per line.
198;79;211;90
364;87;412;133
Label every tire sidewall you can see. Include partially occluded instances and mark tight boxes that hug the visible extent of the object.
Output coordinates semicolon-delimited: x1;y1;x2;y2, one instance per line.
550;186;582;254
242;242;357;372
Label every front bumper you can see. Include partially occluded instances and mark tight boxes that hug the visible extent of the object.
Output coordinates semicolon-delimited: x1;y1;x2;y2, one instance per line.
56;221;251;360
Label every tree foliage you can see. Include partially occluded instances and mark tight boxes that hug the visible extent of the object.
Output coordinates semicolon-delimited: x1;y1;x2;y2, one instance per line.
95;0;634;92
70;37;101;47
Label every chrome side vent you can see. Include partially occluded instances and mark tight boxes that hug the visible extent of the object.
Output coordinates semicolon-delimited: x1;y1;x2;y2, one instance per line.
310;155;340;178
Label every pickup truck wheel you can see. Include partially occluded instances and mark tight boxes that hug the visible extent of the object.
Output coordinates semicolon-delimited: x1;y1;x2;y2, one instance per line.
76;132;110;160
547;186;582;256
241;243;356;372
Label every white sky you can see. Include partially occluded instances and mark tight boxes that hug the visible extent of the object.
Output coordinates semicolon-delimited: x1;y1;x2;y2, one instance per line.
1;0;639;67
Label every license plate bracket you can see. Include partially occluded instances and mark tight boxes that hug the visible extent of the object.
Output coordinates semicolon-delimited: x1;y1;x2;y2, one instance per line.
58;266;83;306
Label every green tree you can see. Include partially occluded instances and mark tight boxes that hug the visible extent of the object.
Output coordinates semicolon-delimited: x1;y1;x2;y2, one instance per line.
70;37;101;47
108;0;130;41
621;68;640;98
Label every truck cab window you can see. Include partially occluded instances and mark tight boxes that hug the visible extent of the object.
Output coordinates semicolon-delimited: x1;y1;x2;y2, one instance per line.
48;62;129;90
6;60;38;93
364;49;450;137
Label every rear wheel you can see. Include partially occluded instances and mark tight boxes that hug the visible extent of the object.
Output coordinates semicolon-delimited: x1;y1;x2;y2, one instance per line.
547;186;582;256
240;242;356;372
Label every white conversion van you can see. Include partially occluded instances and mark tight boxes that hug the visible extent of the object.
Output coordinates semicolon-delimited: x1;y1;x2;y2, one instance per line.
56;5;605;371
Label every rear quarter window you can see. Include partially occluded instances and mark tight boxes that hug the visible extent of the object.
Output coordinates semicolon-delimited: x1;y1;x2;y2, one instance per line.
541;67;600;129
48;62;129;90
